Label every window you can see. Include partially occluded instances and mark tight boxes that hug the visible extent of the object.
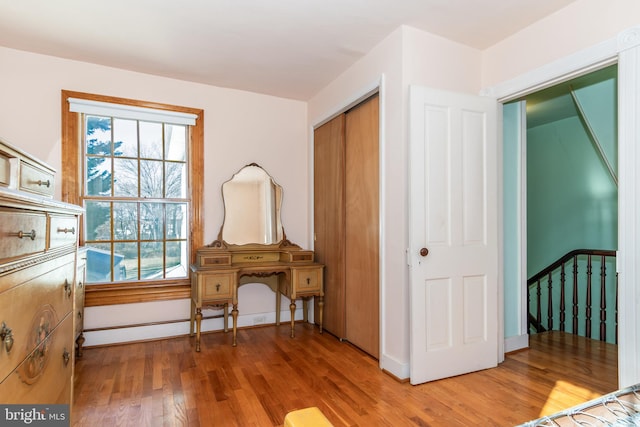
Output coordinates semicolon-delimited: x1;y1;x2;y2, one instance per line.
62;91;204;305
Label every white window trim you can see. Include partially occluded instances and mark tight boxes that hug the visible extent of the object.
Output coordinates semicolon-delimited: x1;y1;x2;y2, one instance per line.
68;97;198;126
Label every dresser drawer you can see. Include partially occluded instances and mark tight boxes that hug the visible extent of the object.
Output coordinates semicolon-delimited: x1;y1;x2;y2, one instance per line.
0;254;75;383
0;314;74;404
292;267;323;294
19;161;55;198
74;258;86;339
0;153;10;187
49;214;78;249
0;209;47;263
201;273;235;300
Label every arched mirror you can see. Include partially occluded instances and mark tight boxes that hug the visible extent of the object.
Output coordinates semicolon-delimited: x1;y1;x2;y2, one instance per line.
220;163;284;245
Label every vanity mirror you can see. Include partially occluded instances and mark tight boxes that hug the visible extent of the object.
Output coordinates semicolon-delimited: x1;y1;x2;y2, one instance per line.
189;163;324;351
220;163;283;245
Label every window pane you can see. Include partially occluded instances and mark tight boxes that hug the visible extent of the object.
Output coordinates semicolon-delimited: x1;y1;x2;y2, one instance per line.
113;202;138;240
140;242;163;279
85;157;112;196
80;104;193;288
114;242;137;281
85;201;111;241
86;243;112;283
85;116;112;156
113;118;138;157
140;121;163;160
166;241;188;278
165;124;186;161
140;160;163;198
165;162;186;198
140;202;163;240
166;203;187;239
113;158;138;197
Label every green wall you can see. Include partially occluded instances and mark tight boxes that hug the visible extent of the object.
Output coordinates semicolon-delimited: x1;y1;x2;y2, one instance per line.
503;102;523;339
502;67;617;342
526;76;618;277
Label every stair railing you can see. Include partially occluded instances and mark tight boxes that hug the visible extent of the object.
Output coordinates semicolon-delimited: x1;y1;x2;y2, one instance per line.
527;249;617;343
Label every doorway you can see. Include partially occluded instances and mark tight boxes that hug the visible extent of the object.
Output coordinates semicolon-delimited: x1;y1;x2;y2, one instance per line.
502;64;620;378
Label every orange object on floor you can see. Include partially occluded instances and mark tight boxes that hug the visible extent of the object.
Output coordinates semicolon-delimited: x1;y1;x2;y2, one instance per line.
283;407;333;427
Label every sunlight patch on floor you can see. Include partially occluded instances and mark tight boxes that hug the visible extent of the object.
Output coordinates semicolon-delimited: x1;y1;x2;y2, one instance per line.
538;380;602;417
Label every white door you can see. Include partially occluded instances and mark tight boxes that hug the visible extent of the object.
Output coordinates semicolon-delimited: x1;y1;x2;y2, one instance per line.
409;86;499;385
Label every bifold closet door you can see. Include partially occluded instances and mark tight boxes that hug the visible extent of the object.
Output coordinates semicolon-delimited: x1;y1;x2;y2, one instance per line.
313;114;346;338
344;95;379;358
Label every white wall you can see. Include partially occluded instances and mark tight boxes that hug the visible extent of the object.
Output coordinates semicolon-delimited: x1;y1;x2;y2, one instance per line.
0;46;309;346
307;26;482;380
482;0;640;88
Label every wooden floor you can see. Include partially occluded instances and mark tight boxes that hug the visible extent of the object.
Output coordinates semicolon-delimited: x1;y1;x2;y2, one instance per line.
72;325;618;427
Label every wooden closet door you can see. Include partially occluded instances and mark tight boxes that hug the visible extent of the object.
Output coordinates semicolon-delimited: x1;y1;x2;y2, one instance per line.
313;114;346;338
345;95;379;358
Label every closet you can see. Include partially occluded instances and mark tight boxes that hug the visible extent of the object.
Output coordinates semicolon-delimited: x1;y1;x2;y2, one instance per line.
313;94;379;358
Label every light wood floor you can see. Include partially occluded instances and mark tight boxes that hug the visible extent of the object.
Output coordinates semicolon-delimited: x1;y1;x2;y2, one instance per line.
72;325;618;426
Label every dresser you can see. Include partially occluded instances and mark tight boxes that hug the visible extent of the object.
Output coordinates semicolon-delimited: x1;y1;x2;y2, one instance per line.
0;139;83;404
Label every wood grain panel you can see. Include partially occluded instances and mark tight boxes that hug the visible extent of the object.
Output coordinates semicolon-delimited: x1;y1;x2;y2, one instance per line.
313;114;346;338
345;94;379;358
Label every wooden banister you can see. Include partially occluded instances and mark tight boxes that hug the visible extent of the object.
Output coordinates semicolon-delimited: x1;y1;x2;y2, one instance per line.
527;249;617;343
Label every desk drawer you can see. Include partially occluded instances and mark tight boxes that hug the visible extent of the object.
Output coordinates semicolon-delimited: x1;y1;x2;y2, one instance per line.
0;209;46;262
19;161;55;198
202;273;235;300
293;267;323;293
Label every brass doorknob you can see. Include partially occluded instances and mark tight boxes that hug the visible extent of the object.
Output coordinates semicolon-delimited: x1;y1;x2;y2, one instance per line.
419;248;429;257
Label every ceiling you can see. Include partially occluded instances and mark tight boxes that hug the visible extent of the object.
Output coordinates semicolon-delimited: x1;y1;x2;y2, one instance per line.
524;65;617;128
0;0;578;101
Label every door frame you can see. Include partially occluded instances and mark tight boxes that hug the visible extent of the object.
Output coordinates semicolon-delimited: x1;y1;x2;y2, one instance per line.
309;75;386;366
483;25;640;387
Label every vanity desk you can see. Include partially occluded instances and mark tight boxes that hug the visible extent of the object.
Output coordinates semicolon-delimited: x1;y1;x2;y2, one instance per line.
189;164;324;351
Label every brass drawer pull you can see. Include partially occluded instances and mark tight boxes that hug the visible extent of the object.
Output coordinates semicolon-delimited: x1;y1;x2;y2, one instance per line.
13;229;37;240
37;179;51;188
216;283;221;292
0;322;13;354
57;226;76;235
62;349;70;365
64;279;72;298
306;277;311;285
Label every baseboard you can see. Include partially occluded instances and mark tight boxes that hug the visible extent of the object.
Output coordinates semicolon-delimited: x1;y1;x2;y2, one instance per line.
82;308;303;347
504;333;529;353
380;353;410;381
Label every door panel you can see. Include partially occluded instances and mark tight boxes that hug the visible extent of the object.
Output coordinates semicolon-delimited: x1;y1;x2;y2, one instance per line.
409;86;498;384
345;95;380;358
313;115;346;337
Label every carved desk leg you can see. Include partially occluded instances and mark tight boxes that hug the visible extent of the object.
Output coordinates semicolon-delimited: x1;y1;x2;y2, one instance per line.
289;301;296;338
275;286;281;326
231;303;238;346
223;303;229;332
318;295;324;334
195;308;203;352
190;299;196;336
